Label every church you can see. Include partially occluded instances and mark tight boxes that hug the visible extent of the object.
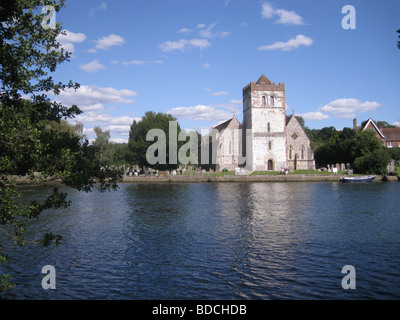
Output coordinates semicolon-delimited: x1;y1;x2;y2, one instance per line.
204;74;315;172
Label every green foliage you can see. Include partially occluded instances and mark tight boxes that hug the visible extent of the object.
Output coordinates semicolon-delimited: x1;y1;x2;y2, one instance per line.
0;0;123;293
128;111;184;170
305;126;338;151
387;147;400;162
353;149;391;175
397;29;400;49
314;128;355;166
314;128;391;175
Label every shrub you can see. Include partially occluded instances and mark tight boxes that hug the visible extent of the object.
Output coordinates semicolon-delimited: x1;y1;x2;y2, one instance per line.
353;149;391;175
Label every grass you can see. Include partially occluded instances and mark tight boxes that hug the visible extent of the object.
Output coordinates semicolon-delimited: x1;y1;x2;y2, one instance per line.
250;171;280;175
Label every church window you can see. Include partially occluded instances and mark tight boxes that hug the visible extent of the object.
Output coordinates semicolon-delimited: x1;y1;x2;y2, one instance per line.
268;141;272;150
262;96;266;106
289;146;293;160
291;132;298;140
270;96;275;106
301;145;305;159
267;122;271;132
229;140;232;154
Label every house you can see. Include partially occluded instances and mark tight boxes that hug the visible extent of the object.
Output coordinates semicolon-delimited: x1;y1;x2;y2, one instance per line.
353;118;400;148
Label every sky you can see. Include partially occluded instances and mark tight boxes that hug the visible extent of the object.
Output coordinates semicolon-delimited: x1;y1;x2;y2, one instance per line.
45;0;400;143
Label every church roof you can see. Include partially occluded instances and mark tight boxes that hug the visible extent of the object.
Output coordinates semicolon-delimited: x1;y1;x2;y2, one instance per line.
256;73;271;85
214;115;239;132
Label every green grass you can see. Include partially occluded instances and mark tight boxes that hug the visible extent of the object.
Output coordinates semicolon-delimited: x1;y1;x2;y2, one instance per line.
250;171;280;175
210;171;235;176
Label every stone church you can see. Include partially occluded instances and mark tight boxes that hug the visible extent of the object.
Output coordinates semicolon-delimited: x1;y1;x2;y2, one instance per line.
205;74;315;172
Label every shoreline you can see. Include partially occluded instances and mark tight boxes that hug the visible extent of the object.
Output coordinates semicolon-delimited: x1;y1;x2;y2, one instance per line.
9;174;399;186
121;174;399;183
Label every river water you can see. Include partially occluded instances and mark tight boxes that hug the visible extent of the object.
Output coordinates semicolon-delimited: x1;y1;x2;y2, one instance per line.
1;181;399;300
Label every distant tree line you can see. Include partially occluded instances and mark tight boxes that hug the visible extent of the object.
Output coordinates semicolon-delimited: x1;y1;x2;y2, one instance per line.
293;116;398;175
92;113;398;176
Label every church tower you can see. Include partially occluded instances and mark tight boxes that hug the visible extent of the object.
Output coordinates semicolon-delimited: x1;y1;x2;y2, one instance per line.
242;74;287;171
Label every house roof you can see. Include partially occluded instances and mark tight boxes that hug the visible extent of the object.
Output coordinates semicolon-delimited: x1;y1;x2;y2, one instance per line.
359;118;385;139
380;128;400;141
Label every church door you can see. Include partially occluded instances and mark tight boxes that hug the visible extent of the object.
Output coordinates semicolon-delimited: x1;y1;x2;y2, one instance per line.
267;160;273;171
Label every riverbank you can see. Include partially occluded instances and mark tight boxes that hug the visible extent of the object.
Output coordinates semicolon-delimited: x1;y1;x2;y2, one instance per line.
9;173;399;185
121;174;399;183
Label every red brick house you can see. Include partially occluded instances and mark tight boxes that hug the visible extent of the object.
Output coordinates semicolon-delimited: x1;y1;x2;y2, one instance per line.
353;118;400;148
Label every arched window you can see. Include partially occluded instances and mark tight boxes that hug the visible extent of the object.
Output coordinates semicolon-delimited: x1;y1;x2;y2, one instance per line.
268;141;272;150
262;96;266;106
270;96;275;106
289;145;293;160
267;122;271;132
229;140;232;155
301;145;305;159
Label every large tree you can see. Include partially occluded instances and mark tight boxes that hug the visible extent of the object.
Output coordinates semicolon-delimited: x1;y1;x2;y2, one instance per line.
0;0;122;292
128;111;185;170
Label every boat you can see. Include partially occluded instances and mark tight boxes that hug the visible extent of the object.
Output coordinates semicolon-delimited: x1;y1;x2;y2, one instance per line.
339;175;376;183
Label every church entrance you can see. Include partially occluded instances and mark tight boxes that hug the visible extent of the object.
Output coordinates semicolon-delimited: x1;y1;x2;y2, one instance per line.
267;159;274;171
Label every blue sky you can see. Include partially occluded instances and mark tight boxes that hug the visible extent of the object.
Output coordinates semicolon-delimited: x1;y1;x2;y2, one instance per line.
48;0;400;143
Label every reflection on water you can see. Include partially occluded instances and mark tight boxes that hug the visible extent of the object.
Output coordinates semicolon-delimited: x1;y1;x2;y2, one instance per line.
1;182;400;299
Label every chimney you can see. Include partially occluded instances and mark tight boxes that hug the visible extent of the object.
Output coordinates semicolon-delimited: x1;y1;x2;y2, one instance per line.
353;118;357;130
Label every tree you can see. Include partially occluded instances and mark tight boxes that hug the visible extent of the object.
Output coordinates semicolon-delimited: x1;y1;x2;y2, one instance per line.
128;111;184;170
397;29;400;49
92;126;115;164
376;121;395;129
353;149;391;175
314;128;390;175
1;1;122;293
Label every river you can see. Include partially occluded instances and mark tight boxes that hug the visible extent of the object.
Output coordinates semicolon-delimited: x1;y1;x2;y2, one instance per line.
1;181;399;299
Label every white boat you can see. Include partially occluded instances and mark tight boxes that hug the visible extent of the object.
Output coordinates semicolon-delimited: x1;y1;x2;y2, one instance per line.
339;175;376;183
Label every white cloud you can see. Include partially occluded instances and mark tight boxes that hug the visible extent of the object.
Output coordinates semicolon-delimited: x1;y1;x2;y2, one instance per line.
54;85;137;110
90;2;107;16
320;99;382;119
178;28;193;33
91;34;125;52
74;112;140;128
210;91;229;96
202;62;211;69
158;38;211;52
229;99;242;104
199;22;230;39
121;60;163;66
261;2;305;25
258;34;313;51
275;9;305;25
299;111;330;121
56;30;86;53
197;23;206;29
72;113;141;143
110;138;129;144
79;60;106;73
167;105;233;122
261;3;275;19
